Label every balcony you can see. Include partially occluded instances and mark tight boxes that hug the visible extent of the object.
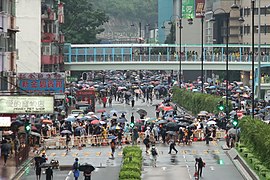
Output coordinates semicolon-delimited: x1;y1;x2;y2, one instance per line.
59;34;65;43
42;33;56;43
8;16;19;32
41;9;56;21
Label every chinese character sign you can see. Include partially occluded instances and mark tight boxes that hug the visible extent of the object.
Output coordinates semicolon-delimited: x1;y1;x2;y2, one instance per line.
195;0;205;18
182;0;195;19
0;96;54;114
18;73;65;94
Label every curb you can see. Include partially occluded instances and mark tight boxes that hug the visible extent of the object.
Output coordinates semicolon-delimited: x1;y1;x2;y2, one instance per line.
226;148;259;180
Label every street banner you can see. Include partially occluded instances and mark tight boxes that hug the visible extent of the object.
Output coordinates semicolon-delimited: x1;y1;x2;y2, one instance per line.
182;0;195;19
195;0;205;18
0;117;11;127
0;96;54;114
18;73;65;94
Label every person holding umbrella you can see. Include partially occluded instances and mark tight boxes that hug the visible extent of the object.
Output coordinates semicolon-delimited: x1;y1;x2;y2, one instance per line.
110;138;116;159
45;166;53;180
83;165;95;180
35;160;42;180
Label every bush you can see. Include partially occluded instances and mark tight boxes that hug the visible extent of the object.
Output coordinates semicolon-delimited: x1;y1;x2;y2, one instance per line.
172;87;232;115
119;146;142;180
239;117;270;170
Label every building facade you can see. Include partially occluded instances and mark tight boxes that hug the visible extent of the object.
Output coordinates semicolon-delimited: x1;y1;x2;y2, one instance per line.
0;0;19;92
41;0;64;72
16;0;41;74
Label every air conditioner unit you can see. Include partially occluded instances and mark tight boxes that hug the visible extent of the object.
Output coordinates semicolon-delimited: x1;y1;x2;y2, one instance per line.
7;71;13;76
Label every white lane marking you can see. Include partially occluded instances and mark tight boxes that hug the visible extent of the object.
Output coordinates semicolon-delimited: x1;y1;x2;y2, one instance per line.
183;155;192;180
65;170;72;180
210;166;215;171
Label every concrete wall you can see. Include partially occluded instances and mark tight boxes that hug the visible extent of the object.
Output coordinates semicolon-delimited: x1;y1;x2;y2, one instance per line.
16;0;41;73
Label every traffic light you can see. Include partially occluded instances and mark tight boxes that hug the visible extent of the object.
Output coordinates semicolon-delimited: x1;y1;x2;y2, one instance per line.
232;115;239;127
130;115;135;128
217;101;225;111
25;121;31;133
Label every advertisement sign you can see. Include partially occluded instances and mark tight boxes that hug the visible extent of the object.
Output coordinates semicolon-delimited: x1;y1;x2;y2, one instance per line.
182;0;195;19
195;0;205;18
18;73;65;94
0;117;11;127
0;96;54;114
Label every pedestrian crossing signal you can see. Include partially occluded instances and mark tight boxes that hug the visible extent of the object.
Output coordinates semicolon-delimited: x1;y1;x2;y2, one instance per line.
217;101;225;111
25;121;31;133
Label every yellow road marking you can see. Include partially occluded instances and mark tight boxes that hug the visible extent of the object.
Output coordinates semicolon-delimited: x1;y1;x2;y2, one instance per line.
83;152;90;156
61;153;67;157
51;153;56;156
118;152;123;156
96;152;101;156
203;150;209;154
192;150;197;154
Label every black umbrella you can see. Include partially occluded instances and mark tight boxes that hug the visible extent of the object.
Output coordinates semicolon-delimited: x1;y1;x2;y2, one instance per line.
11;120;24;127
34;156;43;163
79;163;95;172
178;121;190;127
39;163;52;168
165;122;177;128
137;109;147;116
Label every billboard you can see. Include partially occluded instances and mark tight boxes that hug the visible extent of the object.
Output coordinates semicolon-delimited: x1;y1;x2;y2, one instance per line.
18;73;65;94
0;96;54;114
182;0;195;19
0;117;11;127
195;0;205;18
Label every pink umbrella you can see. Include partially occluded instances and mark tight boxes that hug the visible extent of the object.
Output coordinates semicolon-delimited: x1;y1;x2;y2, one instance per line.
91;119;100;125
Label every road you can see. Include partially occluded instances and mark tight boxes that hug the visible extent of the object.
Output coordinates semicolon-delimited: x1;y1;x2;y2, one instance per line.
18;98;245;180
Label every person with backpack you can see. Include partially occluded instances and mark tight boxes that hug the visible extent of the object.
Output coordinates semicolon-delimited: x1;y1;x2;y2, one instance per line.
73;158;80;180
143;135;150;153
150;144;158;167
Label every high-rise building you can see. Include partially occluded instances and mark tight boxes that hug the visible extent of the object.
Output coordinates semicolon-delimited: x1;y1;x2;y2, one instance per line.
0;0;19;93
16;0;41;73
41;0;64;72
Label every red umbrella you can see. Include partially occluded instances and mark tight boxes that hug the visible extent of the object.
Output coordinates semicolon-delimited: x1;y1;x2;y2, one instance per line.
91;119;100;125
42;119;52;124
97;109;106;113
163;106;174;111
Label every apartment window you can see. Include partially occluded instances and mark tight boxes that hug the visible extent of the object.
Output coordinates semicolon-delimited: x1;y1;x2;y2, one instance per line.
244;8;250;16
244;26;250;34
266;26;270;33
0;0;3;12
42;45;51;55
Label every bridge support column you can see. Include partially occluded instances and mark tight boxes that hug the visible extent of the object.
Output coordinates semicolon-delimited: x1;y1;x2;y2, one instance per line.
240;71;250;86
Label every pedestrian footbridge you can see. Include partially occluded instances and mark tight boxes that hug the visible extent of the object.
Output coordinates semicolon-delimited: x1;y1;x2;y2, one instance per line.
64;43;270;71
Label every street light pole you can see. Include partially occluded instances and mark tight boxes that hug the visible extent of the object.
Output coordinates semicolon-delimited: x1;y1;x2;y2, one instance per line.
179;18;182;87
201;15;204;93
226;14;229;120
251;0;255;119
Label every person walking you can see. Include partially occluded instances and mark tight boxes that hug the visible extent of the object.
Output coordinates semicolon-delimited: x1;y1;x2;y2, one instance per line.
168;139;178;154
110;138;116;159
83;166;95;180
72;158;80;180
152;125;159;142
143;135;150;153
45;166;53;180
131;98;135;109
1;139;11;166
35;161;42;180
150;144;158;167
102;96;107;108
195;157;205;178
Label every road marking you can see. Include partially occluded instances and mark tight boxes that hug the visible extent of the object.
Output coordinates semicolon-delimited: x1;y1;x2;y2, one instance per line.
83;152;90;156
213;150;220;154
212;141;218;146
51;153;56;156
96;152;101;156
192;150;197;154
203;150;209;154
210;166;215;171
61;153;67;157
72;153;78;157
181;150;187;154
65;170;72;180
118;152;123;156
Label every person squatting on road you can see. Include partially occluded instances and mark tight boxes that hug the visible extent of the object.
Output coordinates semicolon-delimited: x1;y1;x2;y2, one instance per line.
150;144;158;167
195;157;205;179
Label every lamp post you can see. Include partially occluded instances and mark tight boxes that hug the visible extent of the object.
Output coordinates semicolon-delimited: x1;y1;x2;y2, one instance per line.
209;4;243;120
201;14;205;93
251;0;255;119
168;15;182;86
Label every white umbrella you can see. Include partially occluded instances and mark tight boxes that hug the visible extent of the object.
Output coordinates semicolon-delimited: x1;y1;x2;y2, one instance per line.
207;120;216;125
87;112;94;115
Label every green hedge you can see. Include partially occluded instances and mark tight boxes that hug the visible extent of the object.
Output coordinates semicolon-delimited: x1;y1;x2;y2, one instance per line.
172;87;231;115
239;117;270;170
119;146;142;180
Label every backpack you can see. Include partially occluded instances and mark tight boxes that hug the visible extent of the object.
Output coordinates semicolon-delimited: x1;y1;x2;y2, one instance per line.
151;148;157;156
73;162;79;170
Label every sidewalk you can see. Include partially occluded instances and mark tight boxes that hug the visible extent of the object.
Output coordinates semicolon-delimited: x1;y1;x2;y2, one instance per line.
0;147;43;180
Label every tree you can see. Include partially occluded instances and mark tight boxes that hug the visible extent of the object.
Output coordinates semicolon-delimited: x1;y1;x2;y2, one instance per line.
62;0;109;44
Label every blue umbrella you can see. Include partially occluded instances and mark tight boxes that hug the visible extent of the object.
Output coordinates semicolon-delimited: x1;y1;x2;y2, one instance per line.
209;86;216;89
65;117;76;122
108;135;117;139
